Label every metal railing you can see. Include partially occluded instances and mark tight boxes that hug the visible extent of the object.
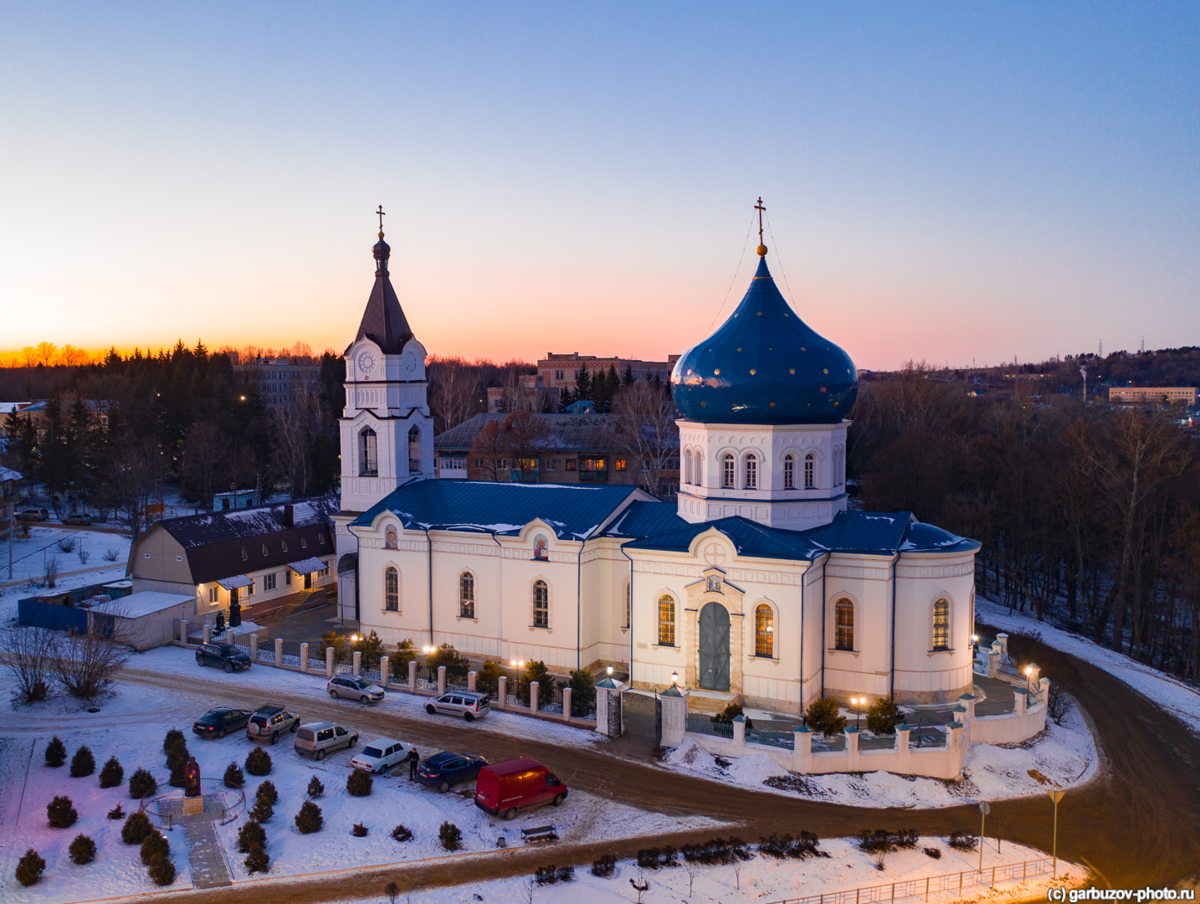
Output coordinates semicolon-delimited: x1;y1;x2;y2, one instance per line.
686;716;734;739
811;734;847;753
763;857;1053;904
746;728;795;750
858;733;897;751
910;728;948;749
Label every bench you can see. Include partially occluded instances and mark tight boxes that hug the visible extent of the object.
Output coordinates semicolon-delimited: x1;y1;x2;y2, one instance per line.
521;824;558;844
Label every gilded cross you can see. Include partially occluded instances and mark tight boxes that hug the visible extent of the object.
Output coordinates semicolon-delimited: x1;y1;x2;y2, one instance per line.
376;205;386;232
754;197;766;247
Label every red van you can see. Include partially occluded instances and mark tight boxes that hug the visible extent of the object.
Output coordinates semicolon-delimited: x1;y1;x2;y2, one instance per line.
474;757;568;820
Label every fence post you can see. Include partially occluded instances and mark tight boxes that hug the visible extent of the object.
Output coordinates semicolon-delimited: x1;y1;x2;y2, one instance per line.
353;651;362;676
1013;688;1028;715
437;665;447;695
562;687;572;721
497;675;507;709
180;618;189;644
467;670;477;692
991;865;995;888
325;646;334;678
529;681;540;714
792;725;813;773
300;642;309;672
250;633;259;661
380;655;390;686
408;659;417;692
925;876;930;901
996;632;1008;662
203;624;212;644
274;638;283;665
732;713;746;748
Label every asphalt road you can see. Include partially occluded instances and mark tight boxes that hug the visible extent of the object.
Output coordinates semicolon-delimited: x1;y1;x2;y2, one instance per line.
107;632;1200;903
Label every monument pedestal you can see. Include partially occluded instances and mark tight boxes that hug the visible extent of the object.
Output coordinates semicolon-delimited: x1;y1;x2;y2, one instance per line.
182;796;204;816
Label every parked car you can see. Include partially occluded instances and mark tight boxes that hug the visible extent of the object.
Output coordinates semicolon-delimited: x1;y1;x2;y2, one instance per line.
473;757;568;819
416;751;488;793
327;674;384;704
294;721;358;761
192;707;251;739
349;738;415;774
195;643;252;673
424;690;491;722
62;514;93;525
246;705;301;744
18;508;49;522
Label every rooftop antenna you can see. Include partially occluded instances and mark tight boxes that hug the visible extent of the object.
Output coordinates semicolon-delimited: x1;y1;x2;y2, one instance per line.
754;197;767;256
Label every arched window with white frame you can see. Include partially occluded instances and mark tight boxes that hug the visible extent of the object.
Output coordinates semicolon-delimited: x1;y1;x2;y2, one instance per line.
359;427;378;476
835;597;854;650
745;454;758;490
804;452;816;489
783;453;795;489
694;450;704;485
932;598;950;651
755;603;774;657
408;424;421;473
533;580;549;628
684;448;693;485
459;572;475;618
384;566;399;612
722;453;736;488
658;594;676;646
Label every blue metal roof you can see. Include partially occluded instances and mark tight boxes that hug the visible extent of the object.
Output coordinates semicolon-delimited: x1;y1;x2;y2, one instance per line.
602;501;689;539
351;479;642;540
671;255;858;425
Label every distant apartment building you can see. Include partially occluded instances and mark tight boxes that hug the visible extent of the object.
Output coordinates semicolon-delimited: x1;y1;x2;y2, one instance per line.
1;399;109;443
538;352;680;392
234;358;322;408
1108;386;1197;406
486;374;547;413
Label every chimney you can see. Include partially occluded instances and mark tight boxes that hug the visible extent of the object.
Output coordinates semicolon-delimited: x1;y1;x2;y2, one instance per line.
283;504;294;529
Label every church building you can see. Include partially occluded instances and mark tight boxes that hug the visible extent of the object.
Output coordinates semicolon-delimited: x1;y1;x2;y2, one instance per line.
337;211;980;713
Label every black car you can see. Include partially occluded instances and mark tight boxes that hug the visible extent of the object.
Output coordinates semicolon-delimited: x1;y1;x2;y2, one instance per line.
416;751;488;793
193;707;251;738
195;643;252;673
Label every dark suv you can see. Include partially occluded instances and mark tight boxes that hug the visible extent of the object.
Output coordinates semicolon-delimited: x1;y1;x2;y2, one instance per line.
247;705;301;744
195;643;252;673
193;707;251;739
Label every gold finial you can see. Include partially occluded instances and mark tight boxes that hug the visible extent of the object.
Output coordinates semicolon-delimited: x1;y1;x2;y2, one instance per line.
754;197;767;256
376;204;386;238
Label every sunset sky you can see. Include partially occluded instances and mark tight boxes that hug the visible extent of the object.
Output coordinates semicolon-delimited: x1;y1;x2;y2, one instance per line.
2;3;1197;369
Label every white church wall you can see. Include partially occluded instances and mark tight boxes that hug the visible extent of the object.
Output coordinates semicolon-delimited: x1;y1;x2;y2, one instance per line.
892;551;977;703
821;554;896;701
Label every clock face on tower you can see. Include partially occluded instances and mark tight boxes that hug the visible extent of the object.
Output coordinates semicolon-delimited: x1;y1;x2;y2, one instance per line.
403;351;417;373
357;351;377;375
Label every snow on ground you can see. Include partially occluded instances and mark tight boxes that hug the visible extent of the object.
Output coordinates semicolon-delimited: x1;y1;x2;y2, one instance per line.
131;645;608;751
664;699;1097;809
0;526;131;621
330;837;1083;904
0;658;720;904
977;595;1200;736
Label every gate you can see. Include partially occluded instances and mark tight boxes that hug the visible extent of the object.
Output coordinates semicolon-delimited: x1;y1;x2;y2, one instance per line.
698;602;730;691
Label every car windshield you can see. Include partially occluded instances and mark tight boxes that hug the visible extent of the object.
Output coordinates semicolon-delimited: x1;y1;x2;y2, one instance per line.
216;645;238;655
362;746;384;758
202;710;221;719
350;677;369;688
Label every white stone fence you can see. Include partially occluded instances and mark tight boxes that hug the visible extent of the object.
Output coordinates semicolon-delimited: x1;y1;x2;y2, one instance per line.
175;620;597;731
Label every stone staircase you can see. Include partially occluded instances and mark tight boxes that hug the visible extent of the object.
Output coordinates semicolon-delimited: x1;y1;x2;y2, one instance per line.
274;588;327;620
686;689;742;715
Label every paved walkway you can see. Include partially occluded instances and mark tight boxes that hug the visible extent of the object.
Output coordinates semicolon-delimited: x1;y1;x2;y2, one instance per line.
180;815;232;888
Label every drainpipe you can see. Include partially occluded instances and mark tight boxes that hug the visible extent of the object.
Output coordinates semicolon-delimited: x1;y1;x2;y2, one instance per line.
620;543;634;684
819;553;828;698
576;526;599;673
890;553;899;700
423;527;434;647
490;530;502;658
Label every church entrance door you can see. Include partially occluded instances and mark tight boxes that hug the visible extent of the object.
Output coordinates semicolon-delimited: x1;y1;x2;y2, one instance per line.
304;573;312;590
698;603;730;691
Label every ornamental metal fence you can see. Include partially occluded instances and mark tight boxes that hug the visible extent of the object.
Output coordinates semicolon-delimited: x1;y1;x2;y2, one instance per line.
858;733;897;751
256;646;275;664
280;641;302;667
745;727;795;750
686;715;734;740
910;728;948;749
811;734;847;753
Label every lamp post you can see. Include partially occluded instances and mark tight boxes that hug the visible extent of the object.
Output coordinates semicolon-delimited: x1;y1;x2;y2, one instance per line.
1025;664;1034;694
670;670;679;686
1047;789;1065;878
851;697;864;731
978;801;990;873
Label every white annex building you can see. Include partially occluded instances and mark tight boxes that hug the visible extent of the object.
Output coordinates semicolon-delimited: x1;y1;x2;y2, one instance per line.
336;220;980;713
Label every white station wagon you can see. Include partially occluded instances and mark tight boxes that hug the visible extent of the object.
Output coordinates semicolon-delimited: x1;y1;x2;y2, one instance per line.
349;738;415;774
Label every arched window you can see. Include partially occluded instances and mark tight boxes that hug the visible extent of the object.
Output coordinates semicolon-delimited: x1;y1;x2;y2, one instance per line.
722;453;736;488
804;452;815;489
835;598;854;650
693;450;703;485
384;566;399;612
658;595;676;646
783;454;795;489
745;455;758;490
459;572;475;618
533;580;549;628
359;427;378;476
408;425;421;473
932;598;950;651
684;449;693;485
755;604;774;657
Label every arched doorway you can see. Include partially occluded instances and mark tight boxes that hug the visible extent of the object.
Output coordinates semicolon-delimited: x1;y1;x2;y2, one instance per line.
698;602;730;691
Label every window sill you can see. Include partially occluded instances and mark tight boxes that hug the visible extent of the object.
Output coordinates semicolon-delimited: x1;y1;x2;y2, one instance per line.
456;615;478;623
752;654;780;663
529;624;551;632
652;643;678;650
382;609;401;615
828;648;859;658
926;648;955;655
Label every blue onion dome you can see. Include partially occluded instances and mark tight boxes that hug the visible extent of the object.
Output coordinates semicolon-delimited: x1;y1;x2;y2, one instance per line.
671;255;857;424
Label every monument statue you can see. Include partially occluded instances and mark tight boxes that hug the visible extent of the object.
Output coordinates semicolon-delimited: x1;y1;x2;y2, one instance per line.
184;756;201;798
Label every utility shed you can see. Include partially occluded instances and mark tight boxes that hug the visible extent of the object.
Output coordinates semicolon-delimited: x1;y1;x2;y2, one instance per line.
93;591;195;651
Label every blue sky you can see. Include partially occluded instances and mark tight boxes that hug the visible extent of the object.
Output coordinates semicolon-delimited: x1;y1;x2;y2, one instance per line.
1;2;1196;368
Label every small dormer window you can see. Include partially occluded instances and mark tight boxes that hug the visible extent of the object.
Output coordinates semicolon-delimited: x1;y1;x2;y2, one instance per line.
282;540;288;553
301;536;307;549
319;533;325;545
262;543;269;556
241;547;248;561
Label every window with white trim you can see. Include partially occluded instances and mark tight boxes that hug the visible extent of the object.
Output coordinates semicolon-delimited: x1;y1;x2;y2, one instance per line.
722;453;735;488
460;572;475;618
385;566;399;612
533;580;549;628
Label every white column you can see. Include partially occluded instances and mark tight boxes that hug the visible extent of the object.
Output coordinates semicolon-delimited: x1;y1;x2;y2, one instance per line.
274;638;283;665
249;633;259;661
497;675;507;709
561;687;572;722
353;651;362;676
529;681;540;714
659;688;688;746
299;642;309;672
437;666;446;696
325;646;335;678
467;671;477;692
380;655;390;686
203;624;212;644
732;713;746;748
408;660;417;691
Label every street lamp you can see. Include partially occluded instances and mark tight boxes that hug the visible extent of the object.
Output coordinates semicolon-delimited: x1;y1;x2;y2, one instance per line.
606;665;614;677
670;670;679;686
1048;789;1065;878
1025;664;1034;694
851;696;864;731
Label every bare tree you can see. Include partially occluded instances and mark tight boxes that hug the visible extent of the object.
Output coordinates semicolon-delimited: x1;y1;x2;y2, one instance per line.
183;420;227;509
53;609;131;700
428;357;481;432
111;440;159;540
272;389;320;498
1;626;57;703
500;411;550;482
612;380;679;496
43;556;59;588
468;420;505;481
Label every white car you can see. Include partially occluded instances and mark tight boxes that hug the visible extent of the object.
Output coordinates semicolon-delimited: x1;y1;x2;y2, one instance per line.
349;738;415;774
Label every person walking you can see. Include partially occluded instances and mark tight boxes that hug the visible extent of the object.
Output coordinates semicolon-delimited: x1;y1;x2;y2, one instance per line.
407;747;420;781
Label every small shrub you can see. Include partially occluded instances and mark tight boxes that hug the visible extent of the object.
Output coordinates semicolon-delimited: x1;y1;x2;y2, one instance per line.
680;836;753;865
166;739;189;788
758;832;823;860
347;769;373;797
391;824;413;843
58;537;77;553
636;846;679;869
237;820;267;853
249;797;274;824
78;549;90;564
518;659;555;708
352;822;369;837
866;697;904;734
591;853;617;878
69;834;97;865
16;849;46;886
948;831;977;851
128;768;157;799
892;829;918;850
47;795;78;828
245;843;270;873
438;821;463;852
107;804;125;820
245;747;272;776
99;756;124;788
858;830;895;855
306;775;324;798
122;811;153;845
103;547;120;562
712;703;753;730
803;697;848;737
924;847;942;859
147;853;176;886
295;801;323;834
162;729;184;754
45;737;67;768
140;831;169;866
70;746;96;778
535;864;573;885
255;780;279;805
224;762;244;789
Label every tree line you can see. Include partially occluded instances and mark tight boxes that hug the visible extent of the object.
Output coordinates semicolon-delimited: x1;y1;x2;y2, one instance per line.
852;362;1200;685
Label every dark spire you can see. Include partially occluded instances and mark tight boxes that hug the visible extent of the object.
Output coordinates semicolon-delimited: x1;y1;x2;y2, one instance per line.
373;204;390;277
351;209;413;355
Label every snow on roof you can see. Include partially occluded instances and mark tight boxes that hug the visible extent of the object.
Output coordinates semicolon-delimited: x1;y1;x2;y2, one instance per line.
94;591;194;619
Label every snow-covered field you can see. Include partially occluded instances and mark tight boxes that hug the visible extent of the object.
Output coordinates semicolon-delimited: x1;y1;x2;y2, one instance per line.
0;526;131;622
977;596;1200;736
664;698;1097;809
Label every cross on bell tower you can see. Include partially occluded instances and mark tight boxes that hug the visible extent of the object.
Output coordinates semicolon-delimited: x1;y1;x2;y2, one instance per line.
755;197;767;257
